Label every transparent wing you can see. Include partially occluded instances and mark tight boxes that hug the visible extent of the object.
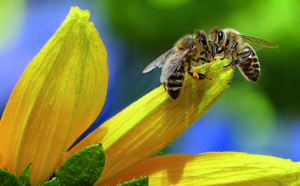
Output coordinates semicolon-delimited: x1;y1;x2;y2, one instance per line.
241;35;278;48
143;48;175;73
160;49;190;83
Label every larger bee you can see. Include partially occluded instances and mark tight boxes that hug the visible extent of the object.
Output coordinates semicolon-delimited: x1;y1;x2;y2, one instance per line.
143;30;212;100
209;28;278;82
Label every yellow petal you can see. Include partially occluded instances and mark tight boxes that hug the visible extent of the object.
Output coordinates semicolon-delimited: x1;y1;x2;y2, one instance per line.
100;152;300;186
64;58;233;184
0;7;108;185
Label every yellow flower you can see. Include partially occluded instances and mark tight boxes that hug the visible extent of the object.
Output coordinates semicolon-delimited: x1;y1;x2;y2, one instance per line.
0;6;300;186
0;7;108;185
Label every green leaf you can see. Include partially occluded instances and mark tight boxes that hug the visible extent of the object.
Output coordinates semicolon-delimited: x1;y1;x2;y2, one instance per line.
116;176;148;186
0;169;22;186
42;178;60;186
56;143;105;186
18;163;31;186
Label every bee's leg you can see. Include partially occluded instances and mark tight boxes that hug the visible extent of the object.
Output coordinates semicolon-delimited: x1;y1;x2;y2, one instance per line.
163;82;167;90
221;41;238;60
237;48;253;57
188;71;212;80
192;56;203;66
205;51;211;63
199;51;211;63
206;49;214;61
196;73;212;80
224;51;251;67
216;47;224;55
225;37;230;50
198;57;207;63
222;37;230;56
187;63;211;80
195;57;206;65
209;41;216;59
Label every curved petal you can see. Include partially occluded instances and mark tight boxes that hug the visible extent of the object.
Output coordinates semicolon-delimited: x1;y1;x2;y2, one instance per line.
64;58;233;184
101;152;300;186
0;7;108;185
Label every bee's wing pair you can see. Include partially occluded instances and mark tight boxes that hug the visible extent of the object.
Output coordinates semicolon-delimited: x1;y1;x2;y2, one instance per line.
142;48;175;73
143;47;190;83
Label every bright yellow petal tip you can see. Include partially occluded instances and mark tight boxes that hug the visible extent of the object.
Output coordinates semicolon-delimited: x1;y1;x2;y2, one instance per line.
101;152;300;186
65;58;233;184
0;6;108;185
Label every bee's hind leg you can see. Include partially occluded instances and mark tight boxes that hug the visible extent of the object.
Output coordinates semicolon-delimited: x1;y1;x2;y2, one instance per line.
163;82;167;90
187;64;211;80
188;71;212;80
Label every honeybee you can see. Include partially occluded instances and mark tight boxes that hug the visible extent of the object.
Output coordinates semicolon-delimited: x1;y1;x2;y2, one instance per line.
143;30;212;100
209;27;278;82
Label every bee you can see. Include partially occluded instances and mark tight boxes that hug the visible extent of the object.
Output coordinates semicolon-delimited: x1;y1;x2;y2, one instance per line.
143;30;212;100
209;27;278;82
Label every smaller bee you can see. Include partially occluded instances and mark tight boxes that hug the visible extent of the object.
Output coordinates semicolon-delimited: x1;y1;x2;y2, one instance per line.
209;28;278;82
143;30;212;100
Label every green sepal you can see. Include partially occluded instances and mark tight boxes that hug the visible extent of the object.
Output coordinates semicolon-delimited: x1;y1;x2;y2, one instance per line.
116;176;148;186
0;168;22;186
56;143;105;186
18;163;31;186
42;177;60;186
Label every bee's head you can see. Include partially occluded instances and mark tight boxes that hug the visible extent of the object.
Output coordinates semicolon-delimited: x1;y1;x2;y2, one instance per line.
195;30;215;59
209;27;225;58
195;30;208;48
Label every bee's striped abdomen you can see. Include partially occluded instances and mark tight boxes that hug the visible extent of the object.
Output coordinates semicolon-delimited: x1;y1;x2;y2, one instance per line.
166;64;186;100
238;44;260;82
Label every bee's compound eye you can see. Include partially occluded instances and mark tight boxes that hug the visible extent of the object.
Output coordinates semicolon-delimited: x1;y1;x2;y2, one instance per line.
199;36;207;46
217;31;224;42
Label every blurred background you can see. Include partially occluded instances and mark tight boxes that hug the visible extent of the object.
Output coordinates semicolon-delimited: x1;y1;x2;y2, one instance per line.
1;0;300;161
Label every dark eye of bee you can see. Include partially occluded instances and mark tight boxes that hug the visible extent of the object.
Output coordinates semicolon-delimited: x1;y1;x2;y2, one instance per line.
217;31;224;42
199;35;207;46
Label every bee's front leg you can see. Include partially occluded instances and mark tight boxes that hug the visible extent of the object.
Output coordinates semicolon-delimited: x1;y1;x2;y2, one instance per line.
209;41;216;59
224;50;251;67
197;57;211;64
221;41;238;60
199;51;211;63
